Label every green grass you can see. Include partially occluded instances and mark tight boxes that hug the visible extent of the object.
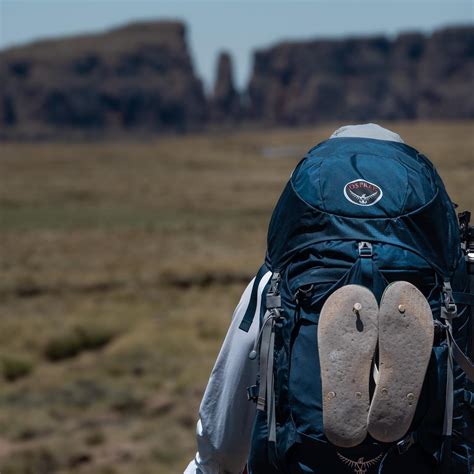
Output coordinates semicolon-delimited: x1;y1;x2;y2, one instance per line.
0;122;472;473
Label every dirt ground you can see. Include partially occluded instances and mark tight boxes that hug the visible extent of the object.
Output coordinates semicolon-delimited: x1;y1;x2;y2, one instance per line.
0;122;472;473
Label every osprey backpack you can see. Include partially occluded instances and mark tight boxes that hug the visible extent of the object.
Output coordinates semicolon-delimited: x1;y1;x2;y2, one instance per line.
239;137;474;473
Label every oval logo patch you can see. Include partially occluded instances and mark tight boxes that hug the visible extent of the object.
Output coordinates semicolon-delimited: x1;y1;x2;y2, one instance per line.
344;179;383;206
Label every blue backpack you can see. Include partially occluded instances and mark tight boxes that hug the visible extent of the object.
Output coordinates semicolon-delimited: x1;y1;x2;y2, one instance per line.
240;137;474;473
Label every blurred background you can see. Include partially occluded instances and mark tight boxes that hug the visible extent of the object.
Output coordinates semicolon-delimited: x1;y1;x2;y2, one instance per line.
0;1;473;472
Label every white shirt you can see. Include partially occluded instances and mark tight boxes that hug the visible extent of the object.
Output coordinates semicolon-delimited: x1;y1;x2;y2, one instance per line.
184;124;404;474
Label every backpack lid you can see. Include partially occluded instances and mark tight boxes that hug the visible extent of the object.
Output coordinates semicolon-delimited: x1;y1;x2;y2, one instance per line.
266;138;460;276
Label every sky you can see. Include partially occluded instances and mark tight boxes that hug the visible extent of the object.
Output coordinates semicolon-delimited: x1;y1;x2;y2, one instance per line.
1;0;473;90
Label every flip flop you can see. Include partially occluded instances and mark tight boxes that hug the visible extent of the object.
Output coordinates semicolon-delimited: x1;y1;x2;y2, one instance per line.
368;281;434;443
318;285;379;448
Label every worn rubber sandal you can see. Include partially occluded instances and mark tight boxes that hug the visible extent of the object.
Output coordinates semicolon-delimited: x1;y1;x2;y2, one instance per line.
318;285;379;448
368;281;434;443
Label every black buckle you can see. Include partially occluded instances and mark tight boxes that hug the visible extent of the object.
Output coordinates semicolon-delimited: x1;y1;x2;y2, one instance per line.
441;281;458;319
459;211;474;274
247;384;259;402
459;211;471;245
358;242;373;258
397;433;416;455
266;272;282;310
266;294;281;309
295;284;314;304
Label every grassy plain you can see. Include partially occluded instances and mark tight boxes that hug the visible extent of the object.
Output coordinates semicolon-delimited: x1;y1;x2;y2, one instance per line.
0;122;472;473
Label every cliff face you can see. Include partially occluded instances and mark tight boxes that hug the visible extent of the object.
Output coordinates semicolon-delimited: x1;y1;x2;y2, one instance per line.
0;23;472;138
416;27;474;118
0;21;207;137
247;26;474;124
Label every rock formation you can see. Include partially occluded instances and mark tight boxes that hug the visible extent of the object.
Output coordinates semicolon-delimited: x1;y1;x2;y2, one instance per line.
210;51;240;121
0;21;207;137
0;22;472;138
247;26;474;124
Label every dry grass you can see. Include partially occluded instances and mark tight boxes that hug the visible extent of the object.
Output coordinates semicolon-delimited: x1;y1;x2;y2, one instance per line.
0;122;472;473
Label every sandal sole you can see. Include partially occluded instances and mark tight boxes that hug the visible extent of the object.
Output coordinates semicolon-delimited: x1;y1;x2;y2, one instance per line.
318;285;379;448
368;281;434;443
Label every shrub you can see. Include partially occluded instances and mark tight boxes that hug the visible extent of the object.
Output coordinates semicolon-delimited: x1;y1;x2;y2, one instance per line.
110;390;145;413
0;446;58;473
84;430;106;446
1;355;33;381
44;325;116;362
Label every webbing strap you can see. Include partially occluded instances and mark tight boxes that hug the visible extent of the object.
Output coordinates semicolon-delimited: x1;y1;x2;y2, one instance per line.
443;322;454;437
359;241;373;290
253;271;282;444
239;264;268;332
376;432;417;473
255;309;278;442
448;328;474;382
256;311;273;411
267;329;276;442
452;291;474;307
